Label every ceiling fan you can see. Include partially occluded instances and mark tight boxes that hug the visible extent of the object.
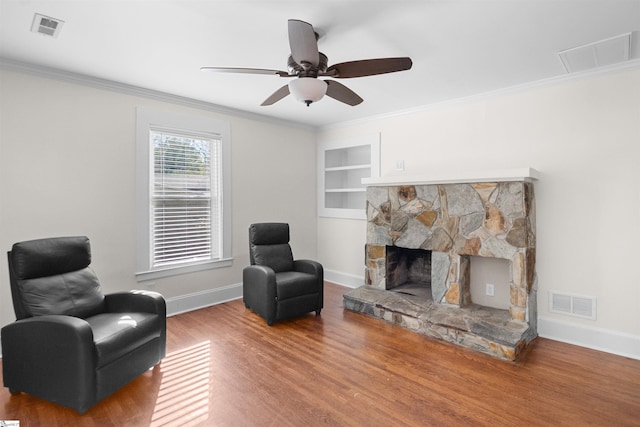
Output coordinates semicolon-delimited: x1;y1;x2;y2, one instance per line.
201;19;413;107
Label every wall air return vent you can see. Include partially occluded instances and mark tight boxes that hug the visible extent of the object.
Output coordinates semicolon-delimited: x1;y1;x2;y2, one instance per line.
549;291;597;320
31;13;65;38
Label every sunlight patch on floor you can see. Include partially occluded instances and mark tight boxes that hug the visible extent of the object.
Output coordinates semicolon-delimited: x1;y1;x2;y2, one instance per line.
150;341;211;427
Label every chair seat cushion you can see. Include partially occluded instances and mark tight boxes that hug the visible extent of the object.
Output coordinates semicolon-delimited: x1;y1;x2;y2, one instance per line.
275;271;318;300
86;312;161;368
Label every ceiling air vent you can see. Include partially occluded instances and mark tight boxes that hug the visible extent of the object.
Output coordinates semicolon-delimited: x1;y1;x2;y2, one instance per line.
31;13;65;38
549;291;596;320
558;31;640;73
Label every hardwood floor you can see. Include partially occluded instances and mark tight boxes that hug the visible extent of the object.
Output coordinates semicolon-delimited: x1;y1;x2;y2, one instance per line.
1;282;639;426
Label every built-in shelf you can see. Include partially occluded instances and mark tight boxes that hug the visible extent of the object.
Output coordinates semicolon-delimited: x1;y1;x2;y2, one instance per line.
325;164;372;172
325;188;366;193
318;134;380;219
362;167;540;186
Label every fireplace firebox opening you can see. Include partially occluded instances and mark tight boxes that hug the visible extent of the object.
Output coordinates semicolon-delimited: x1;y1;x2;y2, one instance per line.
385;246;432;299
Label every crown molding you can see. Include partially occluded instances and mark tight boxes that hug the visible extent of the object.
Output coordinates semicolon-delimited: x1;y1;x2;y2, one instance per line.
4;56;639;133
320;58;640;131
0;57;314;132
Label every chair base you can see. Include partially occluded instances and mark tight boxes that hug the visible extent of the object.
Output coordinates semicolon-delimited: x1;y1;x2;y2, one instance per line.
245;304;323;326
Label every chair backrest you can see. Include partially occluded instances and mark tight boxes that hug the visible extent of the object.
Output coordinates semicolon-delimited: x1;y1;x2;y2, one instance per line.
7;236;106;320
249;223;294;272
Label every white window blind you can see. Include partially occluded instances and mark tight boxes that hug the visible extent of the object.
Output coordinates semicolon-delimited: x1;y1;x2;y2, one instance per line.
151;129;222;268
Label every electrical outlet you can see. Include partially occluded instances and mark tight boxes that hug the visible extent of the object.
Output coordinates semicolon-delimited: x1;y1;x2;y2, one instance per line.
146;281;157;290
485;283;495;297
395;160;405;171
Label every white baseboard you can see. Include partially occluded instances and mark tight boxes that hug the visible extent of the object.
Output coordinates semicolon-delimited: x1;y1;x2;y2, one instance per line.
324;269;364;289
4;282;637;362
324;270;640;361
166;271;361;317
166;283;243;316
538;316;640;360
165;271;362;318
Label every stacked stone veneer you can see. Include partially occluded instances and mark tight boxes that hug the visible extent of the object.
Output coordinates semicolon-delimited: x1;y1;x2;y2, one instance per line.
355;181;537;359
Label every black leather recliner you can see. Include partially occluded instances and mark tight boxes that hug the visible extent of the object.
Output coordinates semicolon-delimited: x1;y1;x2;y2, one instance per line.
243;223;323;325
1;236;166;414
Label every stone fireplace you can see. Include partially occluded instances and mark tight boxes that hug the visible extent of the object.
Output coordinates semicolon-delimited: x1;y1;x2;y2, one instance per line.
343;171;538;360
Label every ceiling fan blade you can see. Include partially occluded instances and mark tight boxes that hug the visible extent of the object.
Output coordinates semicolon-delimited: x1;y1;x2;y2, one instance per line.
261;84;290;106
288;19;319;67
324;57;412;78
201;67;291;77
325;80;363;106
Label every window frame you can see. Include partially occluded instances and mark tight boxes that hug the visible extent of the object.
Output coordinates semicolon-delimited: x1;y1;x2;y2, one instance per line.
135;107;232;281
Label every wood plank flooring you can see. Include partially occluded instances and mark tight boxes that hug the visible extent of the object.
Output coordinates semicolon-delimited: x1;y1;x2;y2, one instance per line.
1;282;639;426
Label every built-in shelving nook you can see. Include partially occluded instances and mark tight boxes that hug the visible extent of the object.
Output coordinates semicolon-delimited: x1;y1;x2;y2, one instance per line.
318;134;380;219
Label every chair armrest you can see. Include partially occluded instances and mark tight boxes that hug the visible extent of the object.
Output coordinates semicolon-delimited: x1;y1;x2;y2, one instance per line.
2;314;94;348
243;265;277;295
1;315;95;401
243;265;277;323
294;260;324;310
104;290;166;317
294;259;323;278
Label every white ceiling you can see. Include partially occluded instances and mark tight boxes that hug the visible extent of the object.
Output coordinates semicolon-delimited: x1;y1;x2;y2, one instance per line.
1;0;639;128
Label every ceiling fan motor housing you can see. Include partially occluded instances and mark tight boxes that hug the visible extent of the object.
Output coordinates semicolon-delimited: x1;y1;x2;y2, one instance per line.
288;52;328;77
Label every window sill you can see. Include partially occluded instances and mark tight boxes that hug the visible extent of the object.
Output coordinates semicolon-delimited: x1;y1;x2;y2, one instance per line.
136;258;233;282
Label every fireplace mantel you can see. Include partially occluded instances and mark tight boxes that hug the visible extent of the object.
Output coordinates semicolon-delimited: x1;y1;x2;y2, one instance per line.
362;167;540;186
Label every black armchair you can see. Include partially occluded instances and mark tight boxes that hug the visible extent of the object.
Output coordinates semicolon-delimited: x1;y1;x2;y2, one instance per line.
243;223;323;325
1;236;166;414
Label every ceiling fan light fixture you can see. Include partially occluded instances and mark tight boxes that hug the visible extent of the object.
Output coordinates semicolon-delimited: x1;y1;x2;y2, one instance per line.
288;77;327;106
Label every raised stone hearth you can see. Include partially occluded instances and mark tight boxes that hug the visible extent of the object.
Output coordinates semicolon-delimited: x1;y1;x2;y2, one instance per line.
344;286;534;360
343;173;538;360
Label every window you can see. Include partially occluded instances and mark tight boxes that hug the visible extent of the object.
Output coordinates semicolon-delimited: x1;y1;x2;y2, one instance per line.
151;129;218;267
136;108;231;280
